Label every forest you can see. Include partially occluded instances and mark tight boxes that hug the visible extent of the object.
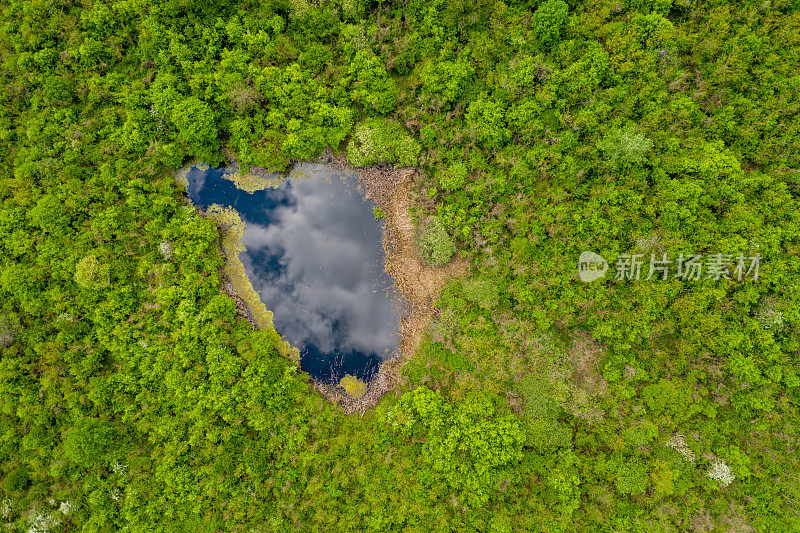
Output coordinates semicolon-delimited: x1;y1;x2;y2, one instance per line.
0;0;799;530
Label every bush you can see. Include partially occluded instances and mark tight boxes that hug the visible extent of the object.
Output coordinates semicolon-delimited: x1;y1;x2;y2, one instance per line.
615;459;649;495
462;277;500;310
3;465;30;493
465;99;510;150
346;118;420;167
339;374;367;398
418;217;455;266
439;161;468;191
0;313;18;347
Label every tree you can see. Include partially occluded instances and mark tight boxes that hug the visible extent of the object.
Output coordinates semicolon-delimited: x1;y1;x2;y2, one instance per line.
401;387;525;507
3;465;30;493
64;418;114;467
440;161;468;191
171;97;222;166
74;254;110;290
465;99;510;150
615;458;649;495
597;123;653;169
346;118;420;167
533;0;569;48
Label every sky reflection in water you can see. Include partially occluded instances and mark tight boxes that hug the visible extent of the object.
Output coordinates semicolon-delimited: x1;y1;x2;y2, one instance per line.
185;163;399;382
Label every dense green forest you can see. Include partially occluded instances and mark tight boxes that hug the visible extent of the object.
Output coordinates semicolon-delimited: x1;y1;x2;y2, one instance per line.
1;0;799;530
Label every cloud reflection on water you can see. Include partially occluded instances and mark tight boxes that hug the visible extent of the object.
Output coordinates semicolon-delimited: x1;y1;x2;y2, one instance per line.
185;163;399;381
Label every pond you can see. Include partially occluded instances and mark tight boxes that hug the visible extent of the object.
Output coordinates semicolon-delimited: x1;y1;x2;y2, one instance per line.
184;163;400;384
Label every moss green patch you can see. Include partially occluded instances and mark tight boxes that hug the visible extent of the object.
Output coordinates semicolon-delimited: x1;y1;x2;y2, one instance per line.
339;374;367;398
221;168;285;193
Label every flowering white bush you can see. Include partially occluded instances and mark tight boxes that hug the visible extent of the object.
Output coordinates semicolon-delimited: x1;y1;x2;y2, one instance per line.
754;303;784;330
665;433;697;463
1;499;12;519
58;501;74;516
112;461;128;475
707;459;735;487
25;508;59;533
158;240;173;260
597;123;653;169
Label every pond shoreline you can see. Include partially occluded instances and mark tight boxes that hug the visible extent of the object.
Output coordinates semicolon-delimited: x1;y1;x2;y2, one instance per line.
177;151;466;414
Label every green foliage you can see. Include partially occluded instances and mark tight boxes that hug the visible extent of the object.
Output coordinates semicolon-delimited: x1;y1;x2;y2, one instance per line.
627;0;673;15
346;50;399;115
346;118;420;167
462;276;500;311
439;161;468;191
597;123;653;169
64;418;114;467
517;373;574;453
401;387;525;507
615;459;649;495
420;55;475;109
74;254;110;290
641;379;691;420
171;97;222;166
1;0;799;529
533;0;569;48
649;460;677;500
3;465;30;493
466;99;510;150
418;217;455;266
623;419;658;446
339;374;367;398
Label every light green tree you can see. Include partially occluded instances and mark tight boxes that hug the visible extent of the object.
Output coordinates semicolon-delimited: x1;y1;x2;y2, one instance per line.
419;217;455;266
597;123;653;169
74;254;110;290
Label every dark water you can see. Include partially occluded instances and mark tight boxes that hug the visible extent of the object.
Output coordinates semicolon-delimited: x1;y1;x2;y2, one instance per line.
185;163;399;383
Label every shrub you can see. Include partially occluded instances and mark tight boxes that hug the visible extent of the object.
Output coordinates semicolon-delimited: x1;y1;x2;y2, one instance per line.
707;459;735;487
462;277;500;311
64;417;114;467
615;459;649;495
754;299;784;330
3;465;30;493
418;217;455;266
465;99;510;150
0;313;18;347
439;161;468;191
346;118;420;167
339;374;367;398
